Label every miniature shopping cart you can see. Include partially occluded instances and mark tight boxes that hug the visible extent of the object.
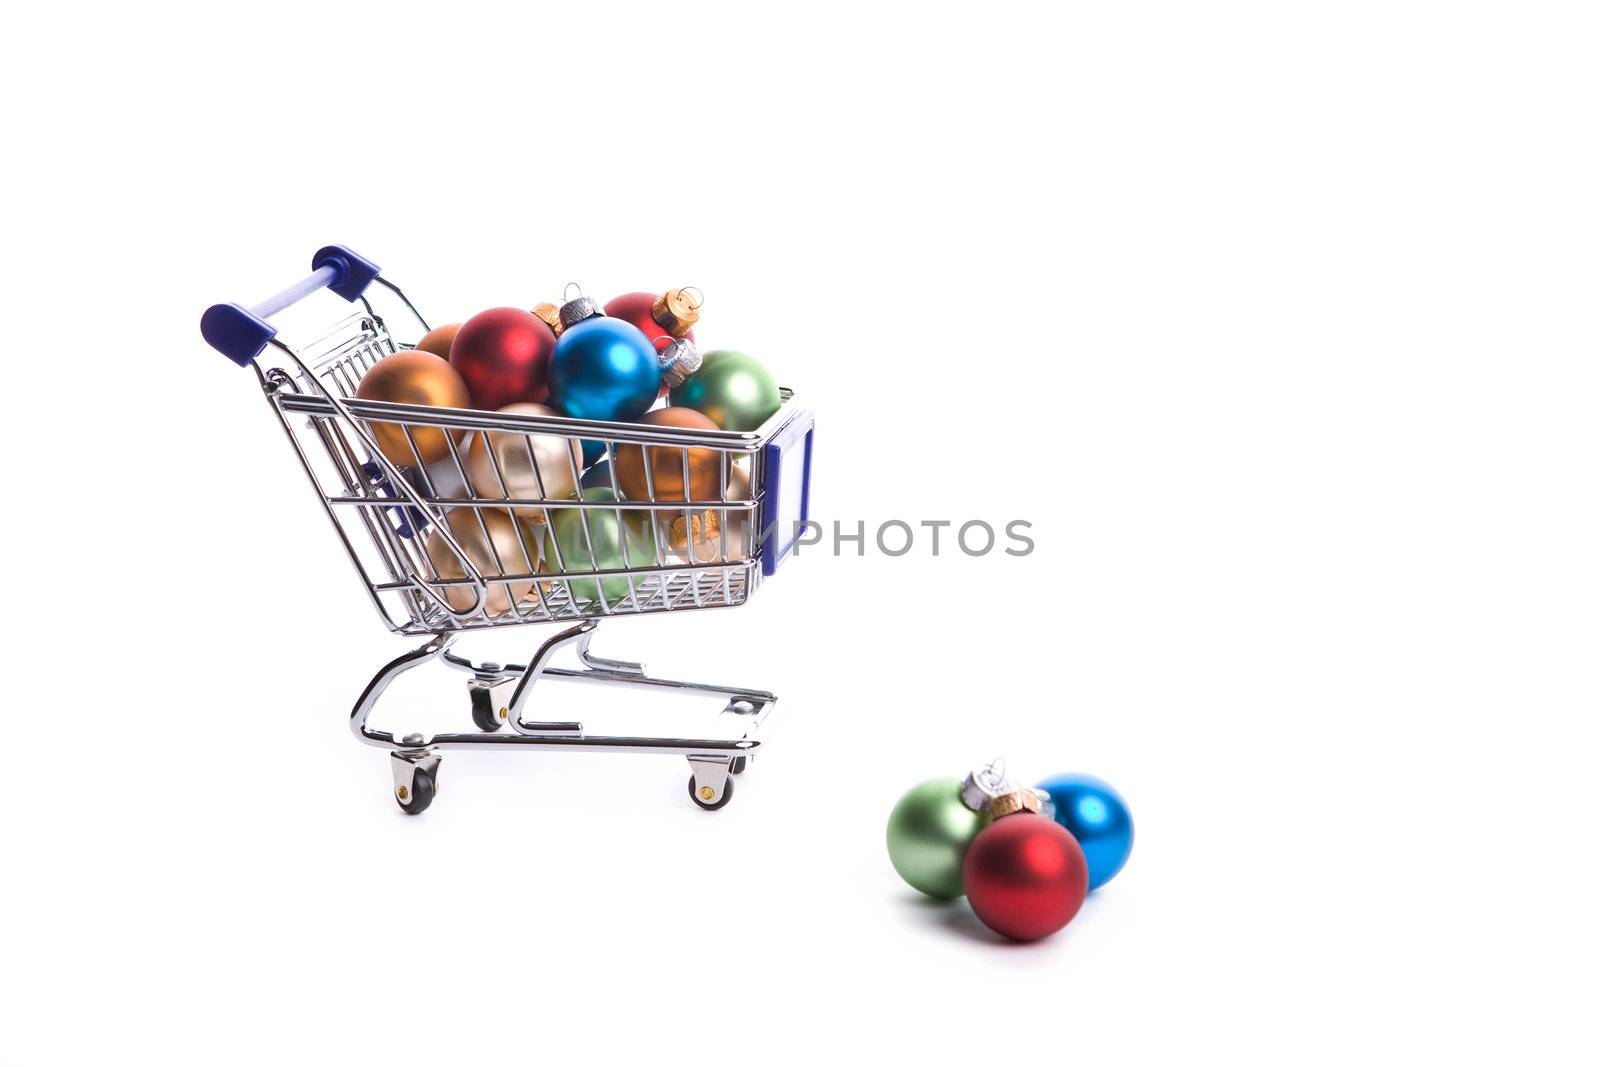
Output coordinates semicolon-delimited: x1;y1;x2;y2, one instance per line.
201;246;814;814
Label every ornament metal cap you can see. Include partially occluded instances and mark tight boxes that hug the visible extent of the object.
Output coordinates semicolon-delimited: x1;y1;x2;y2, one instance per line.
532;302;563;335
961;758;1020;813
668;508;719;551
982;789;1043;821
558;296;602;329
657;336;703;390
652;287;702;337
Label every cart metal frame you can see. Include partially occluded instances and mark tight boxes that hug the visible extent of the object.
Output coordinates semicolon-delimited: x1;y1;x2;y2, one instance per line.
202;245;814;814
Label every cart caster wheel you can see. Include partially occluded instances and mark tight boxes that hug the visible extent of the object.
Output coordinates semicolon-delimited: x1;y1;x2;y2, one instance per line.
729;756;748;775
396;766;436;815
470;686;505;732
688;772;735;811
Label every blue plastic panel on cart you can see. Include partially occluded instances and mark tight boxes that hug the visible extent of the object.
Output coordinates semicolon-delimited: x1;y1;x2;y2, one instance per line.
760;410;815;576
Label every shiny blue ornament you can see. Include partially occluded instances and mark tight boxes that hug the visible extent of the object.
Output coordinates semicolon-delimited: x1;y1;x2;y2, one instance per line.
548;316;661;423
580;438;607;468
1036;773;1133;890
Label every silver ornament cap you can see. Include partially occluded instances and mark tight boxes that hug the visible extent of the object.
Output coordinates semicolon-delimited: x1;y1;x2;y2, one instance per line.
558;295;602;329
658;337;703;390
961;758;1023;813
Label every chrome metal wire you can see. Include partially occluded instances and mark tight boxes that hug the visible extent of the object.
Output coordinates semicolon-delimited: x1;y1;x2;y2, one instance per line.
261;309;801;636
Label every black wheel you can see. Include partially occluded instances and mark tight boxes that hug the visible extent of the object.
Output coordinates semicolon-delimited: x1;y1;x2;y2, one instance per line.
688;772;735;811
470;687;504;732
729;756;748;775
396;765;436;815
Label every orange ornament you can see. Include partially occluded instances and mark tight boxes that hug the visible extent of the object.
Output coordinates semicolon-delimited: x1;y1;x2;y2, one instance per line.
354;351;471;466
615;408;722;502
415;323;461;359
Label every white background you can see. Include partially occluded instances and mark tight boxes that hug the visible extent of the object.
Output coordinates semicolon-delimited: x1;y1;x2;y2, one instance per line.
5;2;1598;1063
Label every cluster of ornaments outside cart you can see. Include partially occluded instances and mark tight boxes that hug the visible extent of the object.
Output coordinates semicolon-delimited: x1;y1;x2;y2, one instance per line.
202;246;814;814
887;761;1134;941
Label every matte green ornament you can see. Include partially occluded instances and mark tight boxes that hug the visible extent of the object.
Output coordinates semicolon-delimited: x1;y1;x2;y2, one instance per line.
669;349;781;431
546;488;658;605
886;777;984;899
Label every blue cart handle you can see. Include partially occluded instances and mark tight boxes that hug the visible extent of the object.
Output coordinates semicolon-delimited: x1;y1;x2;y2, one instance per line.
201;245;382;367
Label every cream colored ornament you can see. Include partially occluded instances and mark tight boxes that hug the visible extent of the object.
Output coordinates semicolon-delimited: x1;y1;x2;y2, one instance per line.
464;403;583;526
422;507;540;616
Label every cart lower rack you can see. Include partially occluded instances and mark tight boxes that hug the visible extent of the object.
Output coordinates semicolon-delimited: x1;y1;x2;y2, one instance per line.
202;246;814;813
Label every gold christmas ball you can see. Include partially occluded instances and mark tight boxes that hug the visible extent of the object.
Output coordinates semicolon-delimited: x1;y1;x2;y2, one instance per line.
615;407;722;503
354;351;471;467
464;403;583;525
423;507;540;617
665;465;752;563
414;323;461;359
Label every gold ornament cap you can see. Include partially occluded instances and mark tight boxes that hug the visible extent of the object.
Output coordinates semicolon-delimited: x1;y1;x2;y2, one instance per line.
668;508;720;551
982;789;1043;821
532;302;563;335
652;287;702;337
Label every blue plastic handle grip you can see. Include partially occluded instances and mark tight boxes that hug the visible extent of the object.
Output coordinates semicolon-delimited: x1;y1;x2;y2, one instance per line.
201;245;382;367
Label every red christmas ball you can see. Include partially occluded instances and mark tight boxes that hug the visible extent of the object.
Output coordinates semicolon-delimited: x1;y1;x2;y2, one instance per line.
603;292;696;398
962;814;1089;942
448;307;556;410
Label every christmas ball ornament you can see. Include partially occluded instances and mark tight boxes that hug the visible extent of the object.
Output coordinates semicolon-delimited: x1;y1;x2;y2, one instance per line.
354;351;472;466
414;323;461;359
614;407;722;502
670;349;780;431
423;507;539;616
604;290;700;398
464;403;583;524
545;487;658;605
603;290;699;345
885;777;984;900
547;303;662;423
449;307;556;411
963;795;1089;942
1036;773;1134;890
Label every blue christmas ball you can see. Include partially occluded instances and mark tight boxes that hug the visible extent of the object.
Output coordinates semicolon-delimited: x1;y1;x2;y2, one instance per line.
548;316;661;423
1036;773;1133;890
580;438;607;468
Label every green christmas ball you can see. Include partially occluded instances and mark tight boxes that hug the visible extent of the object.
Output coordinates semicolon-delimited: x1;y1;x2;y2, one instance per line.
885;777;984;899
669;349;780;431
546;488;658;605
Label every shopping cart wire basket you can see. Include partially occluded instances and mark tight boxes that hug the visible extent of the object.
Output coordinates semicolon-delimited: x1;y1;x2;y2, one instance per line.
202;245;814;813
